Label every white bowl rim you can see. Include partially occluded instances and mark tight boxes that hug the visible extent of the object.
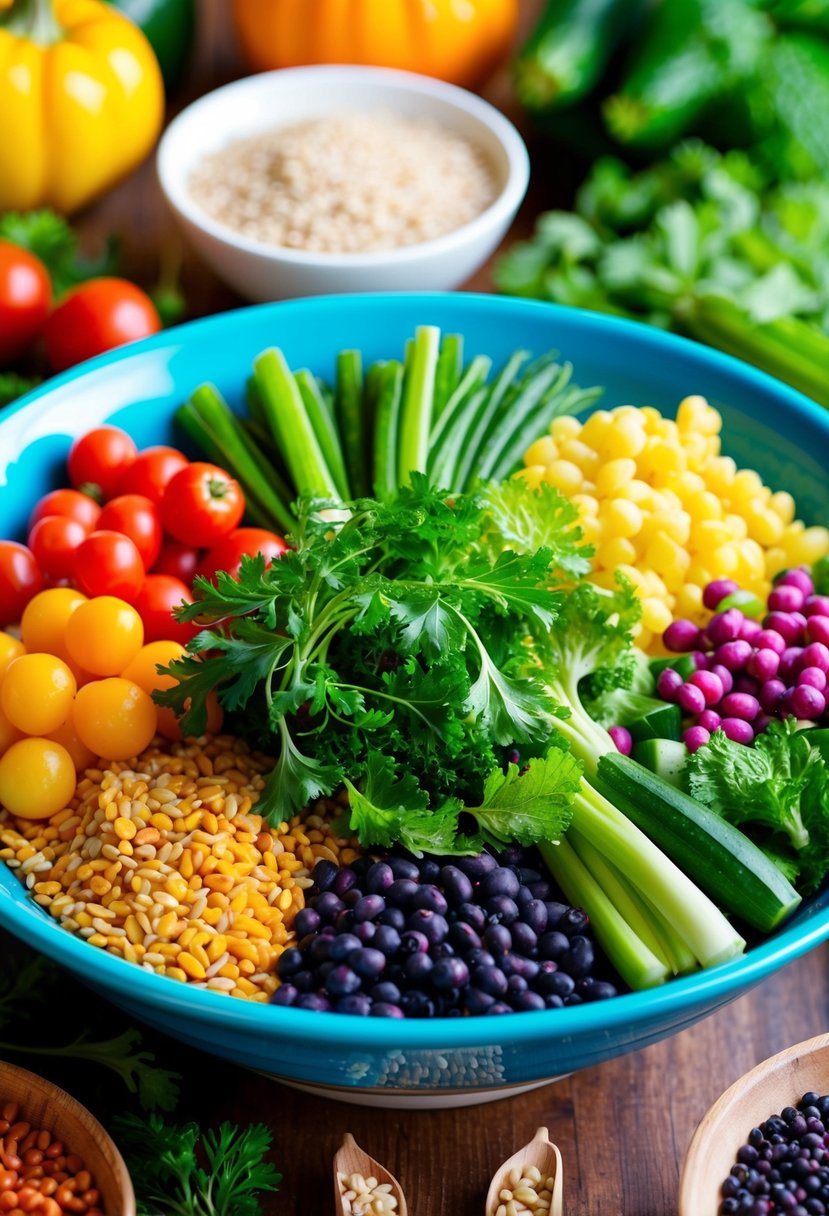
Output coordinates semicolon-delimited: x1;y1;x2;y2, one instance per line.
156;63;531;268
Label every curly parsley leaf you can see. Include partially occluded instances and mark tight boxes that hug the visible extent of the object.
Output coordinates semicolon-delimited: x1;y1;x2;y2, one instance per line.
464;748;582;849
480;479;593;579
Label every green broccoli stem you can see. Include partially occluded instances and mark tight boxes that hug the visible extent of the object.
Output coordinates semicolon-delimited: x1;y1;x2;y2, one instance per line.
571;780;746;968
539;837;669;990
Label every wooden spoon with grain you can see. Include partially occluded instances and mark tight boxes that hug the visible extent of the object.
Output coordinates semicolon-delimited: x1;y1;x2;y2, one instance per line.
334;1132;408;1216
485;1126;564;1216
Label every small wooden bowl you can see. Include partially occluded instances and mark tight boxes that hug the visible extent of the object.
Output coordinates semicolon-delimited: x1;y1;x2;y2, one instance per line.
679;1032;829;1214
0;1060;136;1216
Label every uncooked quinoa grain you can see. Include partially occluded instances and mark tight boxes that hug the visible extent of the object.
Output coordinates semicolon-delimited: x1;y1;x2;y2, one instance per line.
189;111;498;253
0;735;359;1002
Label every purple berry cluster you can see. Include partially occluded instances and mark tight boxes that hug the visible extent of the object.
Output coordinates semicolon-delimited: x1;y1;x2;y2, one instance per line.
720;1091;829;1215
272;847;619;1018
659;569;829;753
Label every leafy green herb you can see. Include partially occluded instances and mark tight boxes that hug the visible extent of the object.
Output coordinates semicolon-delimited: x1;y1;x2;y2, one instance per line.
0;956;180;1110
156;477;589;851
114;1113;282;1216
496;141;829;406
688;720;829;892
0;209;118;297
0;372;42;409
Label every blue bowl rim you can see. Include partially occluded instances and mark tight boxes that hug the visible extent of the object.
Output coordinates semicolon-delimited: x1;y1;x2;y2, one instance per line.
2;290;828;1052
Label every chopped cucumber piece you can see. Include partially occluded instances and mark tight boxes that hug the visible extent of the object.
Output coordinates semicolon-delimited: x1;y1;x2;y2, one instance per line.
628;703;683;743
633;738;688;789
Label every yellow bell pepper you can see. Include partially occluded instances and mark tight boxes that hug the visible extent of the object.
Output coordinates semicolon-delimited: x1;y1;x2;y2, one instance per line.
0;0;164;213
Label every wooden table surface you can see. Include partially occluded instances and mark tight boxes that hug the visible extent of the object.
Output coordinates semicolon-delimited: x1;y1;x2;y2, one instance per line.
3;3;829;1214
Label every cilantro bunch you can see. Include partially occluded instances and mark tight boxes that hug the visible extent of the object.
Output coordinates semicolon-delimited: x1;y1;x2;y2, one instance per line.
157;477;590;854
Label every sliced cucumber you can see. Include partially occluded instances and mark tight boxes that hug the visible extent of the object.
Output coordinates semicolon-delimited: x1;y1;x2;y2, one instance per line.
649;654;697;680
596;753;802;932
628;702;683;743
633;738;688;789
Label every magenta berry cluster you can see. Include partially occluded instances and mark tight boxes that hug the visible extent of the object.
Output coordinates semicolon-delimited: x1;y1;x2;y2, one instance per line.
658;569;829;753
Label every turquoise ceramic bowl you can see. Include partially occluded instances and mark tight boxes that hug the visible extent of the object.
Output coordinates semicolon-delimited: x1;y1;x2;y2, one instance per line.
1;294;828;1108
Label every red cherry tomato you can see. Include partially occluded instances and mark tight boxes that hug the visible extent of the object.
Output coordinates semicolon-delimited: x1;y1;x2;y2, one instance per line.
68;426;138;500
98;494;163;571
197;527;288;585
29;488;101;534
28;516;88;581
153;540;201;584
134;574;197;645
120;446;189;504
73;530;144;602
160;462;245;547
0;240;51;363
44;277;162;373
0;542;43;627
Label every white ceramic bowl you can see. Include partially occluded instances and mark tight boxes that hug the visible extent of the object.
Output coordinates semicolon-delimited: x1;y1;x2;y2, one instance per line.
157;65;530;301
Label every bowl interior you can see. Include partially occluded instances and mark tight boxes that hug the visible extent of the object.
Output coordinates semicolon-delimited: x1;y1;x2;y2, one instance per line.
158;66;521;259
0;1060;135;1216
679;1034;829;1214
1;294;828;1083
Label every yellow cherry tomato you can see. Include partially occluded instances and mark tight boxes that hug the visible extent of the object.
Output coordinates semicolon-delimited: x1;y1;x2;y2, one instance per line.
0;737;76;820
72;677;157;760
0;653;77;735
0;631;25;679
65;596;144;676
20;587;86;659
47;717;96;771
121;640;223;740
0;704;22;756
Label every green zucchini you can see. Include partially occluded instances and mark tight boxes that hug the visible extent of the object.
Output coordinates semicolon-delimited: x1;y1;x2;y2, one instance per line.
595;753;802;932
632;738;688;789
514;0;644;114
627;703;682;743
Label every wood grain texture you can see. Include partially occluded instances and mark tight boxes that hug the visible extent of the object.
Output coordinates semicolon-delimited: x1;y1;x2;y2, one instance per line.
0;1060;135;1216
39;4;829;1215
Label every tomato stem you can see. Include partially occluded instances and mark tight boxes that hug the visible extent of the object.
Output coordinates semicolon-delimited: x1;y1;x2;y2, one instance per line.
0;0;63;45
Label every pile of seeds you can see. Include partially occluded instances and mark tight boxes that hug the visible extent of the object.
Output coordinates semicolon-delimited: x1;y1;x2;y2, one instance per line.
0;736;359;1002
337;1171;399;1215
495;1164;558;1215
0;1099;103;1216
189;111;498;254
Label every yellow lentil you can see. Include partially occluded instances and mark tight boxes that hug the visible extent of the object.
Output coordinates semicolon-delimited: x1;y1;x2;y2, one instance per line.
523;396;829;651
0;734;359;1002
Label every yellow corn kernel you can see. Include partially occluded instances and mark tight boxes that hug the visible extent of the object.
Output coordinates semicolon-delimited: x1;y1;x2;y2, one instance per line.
723;513;748;541
544;459;584;496
589;568;619;592
685;490;723;523
731;468;764;501
580;409;614;448
603;498;643;539
616;564;649;592
744;507;784;547
571;493;599;518
710;544;740;577
645;531;687;576
706;456;737;494
639;436;687;481
639;596;673;635
579;515;602;545
597;537;637;569
672;470;706;498
650;510;690;546
692;519;736;550
769;490;796;524
676;395;721;435
638;406;662;430
114;816;136;841
682;433;714;471
781;525;829;566
676;582;705;620
165;966;188;983
178;951;207;980
600;417;646;460
524;436;558;466
765;547;788;578
514;464;545;490
550;414;581;441
595;457;637;497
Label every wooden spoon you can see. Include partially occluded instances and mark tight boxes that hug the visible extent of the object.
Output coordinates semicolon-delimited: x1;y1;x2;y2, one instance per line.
334;1132;408;1216
485;1126;564;1216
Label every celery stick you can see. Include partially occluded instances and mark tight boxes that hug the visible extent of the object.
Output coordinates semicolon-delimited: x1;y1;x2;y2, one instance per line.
572;780;746;968
336;350;368;497
452;350;531;491
539;836;669;990
372;361;404;501
254;349;340;500
183;386;296;533
427;355;492;488
295;369;351;500
433;334;464;421
397;325;441;485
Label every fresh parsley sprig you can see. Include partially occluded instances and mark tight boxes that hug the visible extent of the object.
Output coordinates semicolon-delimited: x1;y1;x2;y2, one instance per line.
156;477;590;852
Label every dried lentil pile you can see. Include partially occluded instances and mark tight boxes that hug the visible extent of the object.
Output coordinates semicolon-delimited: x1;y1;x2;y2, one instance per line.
189;111;498;254
0;1100;103;1216
0;735;359;1002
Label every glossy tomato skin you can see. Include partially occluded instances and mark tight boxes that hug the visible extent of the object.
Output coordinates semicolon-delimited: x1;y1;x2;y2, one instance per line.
0;241;51;364
153;540;201;584
0;541;43;627
160;462;245;547
44;278;162;373
134;574;196;644
120;446;189;504
73;530;144;602
28;515;88;581
98;494;163;570
198;527;288;584
68;426;138;500
29;488;101;534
